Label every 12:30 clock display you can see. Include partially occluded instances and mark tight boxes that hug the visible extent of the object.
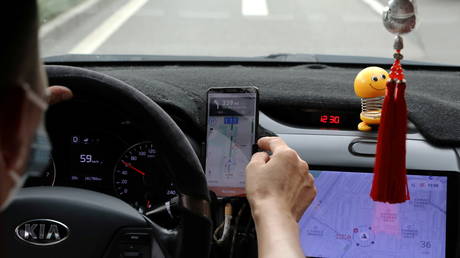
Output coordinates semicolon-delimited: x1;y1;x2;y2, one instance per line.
320;115;341;125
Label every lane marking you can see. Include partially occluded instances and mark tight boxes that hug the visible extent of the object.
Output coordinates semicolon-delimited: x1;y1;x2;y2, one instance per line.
69;0;148;54
40;0;101;39
242;0;268;16
361;0;385;15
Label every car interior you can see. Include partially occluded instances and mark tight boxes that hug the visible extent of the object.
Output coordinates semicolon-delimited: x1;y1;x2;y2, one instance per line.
0;0;459;258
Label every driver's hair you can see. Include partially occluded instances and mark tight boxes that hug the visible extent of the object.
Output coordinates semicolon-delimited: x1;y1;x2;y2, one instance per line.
0;1;39;93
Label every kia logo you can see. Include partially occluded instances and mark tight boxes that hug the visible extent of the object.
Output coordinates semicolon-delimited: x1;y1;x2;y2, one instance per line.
15;219;70;246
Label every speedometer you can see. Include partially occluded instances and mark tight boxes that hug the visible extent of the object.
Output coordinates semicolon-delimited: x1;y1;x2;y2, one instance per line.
113;142;177;209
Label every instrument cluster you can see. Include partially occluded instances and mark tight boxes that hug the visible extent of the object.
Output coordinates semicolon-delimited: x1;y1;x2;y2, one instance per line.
24;98;177;211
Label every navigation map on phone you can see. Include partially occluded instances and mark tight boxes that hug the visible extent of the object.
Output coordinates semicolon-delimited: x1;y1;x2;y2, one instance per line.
205;91;257;196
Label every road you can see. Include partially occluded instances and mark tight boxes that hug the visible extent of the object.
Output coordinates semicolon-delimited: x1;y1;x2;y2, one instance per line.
41;0;460;65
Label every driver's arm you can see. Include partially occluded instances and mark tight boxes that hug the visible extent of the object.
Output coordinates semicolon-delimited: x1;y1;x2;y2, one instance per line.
246;137;316;258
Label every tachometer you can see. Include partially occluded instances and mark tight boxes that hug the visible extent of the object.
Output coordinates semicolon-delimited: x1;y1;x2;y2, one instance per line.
113;142;177;209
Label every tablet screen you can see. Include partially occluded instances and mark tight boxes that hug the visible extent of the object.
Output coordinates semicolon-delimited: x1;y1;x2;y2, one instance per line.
299;171;447;258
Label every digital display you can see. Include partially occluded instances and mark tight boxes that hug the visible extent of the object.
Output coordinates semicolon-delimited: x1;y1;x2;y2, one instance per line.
320;114;341;125
300;171;447;258
205;92;257;197
263;108;361;130
69;135;107;185
311;110;363;129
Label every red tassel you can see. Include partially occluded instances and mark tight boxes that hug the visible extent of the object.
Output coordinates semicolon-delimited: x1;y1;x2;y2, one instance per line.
371;79;396;202
391;81;410;203
370;79;410;204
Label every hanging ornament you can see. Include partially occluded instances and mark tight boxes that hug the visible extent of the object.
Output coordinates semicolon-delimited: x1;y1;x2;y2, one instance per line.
370;0;416;203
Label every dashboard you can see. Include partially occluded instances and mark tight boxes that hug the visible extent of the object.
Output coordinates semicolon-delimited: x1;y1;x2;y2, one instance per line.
21;62;460;258
260;112;460;258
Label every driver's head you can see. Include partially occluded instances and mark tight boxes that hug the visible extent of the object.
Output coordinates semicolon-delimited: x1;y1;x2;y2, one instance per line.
0;1;49;210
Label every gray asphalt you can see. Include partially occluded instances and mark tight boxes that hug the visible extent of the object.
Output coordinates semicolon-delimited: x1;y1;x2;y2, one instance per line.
41;0;460;65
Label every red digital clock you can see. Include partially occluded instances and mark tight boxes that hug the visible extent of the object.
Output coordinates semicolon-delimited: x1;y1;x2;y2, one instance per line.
262;108;360;130
320;115;341;125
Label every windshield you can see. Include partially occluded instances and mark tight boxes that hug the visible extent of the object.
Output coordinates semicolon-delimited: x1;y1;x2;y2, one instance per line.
39;0;460;65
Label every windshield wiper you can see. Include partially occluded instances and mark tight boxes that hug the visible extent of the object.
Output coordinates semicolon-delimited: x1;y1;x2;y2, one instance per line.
265;53;455;67
44;54;294;63
44;53;458;68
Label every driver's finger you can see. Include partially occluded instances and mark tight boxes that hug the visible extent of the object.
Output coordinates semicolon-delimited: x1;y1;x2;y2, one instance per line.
257;137;290;154
48;86;73;105
247;152;269;168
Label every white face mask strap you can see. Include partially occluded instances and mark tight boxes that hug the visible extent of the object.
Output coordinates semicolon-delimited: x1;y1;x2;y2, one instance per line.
8;169;22;185
0;169;26;211
20;82;48;111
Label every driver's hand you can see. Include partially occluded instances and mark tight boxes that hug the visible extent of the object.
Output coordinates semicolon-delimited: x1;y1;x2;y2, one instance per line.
246;137;316;221
48;86;73;105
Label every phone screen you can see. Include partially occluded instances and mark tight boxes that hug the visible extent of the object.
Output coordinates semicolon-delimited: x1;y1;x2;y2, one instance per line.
205;88;258;197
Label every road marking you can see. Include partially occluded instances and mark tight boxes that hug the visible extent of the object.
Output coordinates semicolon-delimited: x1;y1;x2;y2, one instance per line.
70;0;148;54
361;0;385;15
242;0;268;16
40;0;101;39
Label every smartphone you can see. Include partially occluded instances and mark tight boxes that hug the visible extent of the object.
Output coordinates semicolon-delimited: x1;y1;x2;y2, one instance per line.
205;87;259;197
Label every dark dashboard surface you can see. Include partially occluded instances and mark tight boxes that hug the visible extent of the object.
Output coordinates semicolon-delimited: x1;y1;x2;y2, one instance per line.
28;62;460;257
71;62;460;147
52;62;459;173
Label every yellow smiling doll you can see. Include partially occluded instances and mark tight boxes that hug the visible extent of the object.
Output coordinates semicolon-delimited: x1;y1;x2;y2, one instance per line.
354;66;390;131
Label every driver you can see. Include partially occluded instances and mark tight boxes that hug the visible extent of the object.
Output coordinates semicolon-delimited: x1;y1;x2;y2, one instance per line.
0;2;73;210
0;2;317;258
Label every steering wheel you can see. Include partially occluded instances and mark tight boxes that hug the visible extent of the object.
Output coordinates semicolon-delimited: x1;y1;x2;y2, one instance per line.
0;65;212;258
